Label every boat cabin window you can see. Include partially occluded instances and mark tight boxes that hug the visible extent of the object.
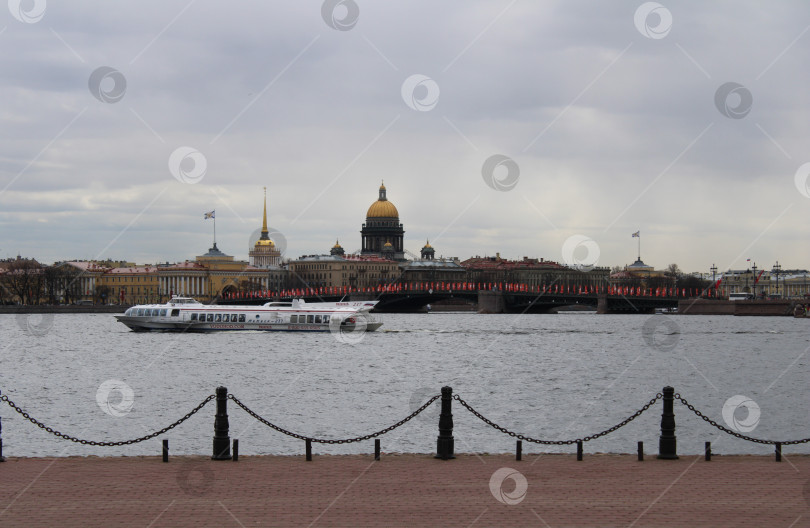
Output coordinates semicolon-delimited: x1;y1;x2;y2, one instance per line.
207;314;214;322
215;314;222;322
171;309;180;317
238;314;245;322
231;314;237;321
137;309;144;317
190;313;198;321
307;315;314;324
160;309;167;317
315;315;322;324
223;314;230;322
290;315;297;323
323;315;330;323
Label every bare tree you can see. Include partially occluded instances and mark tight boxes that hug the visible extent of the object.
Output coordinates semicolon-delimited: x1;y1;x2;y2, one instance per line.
666;263;682;279
42;265;63;304
95;285;112;304
4;259;44;305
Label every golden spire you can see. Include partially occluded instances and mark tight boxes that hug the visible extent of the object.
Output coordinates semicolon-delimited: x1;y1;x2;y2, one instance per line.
261;186;269;238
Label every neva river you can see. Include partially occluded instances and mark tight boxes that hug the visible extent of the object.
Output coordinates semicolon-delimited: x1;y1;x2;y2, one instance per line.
1;312;808;458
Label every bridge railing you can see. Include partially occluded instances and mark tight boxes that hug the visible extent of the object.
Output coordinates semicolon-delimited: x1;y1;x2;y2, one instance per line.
221;281;709;301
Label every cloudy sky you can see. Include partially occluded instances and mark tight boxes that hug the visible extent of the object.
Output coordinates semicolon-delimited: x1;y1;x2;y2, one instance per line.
1;1;808;273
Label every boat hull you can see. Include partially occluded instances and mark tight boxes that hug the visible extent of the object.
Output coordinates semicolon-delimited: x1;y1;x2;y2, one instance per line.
115;316;383;333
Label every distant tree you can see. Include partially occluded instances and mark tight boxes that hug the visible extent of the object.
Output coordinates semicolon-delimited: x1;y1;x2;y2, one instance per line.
679;274;711;294
666;263;682;279
647;274;672;290
42;265;63;304
52;264;84;304
95;285;112;304
0;272;10;304
4;259;44;305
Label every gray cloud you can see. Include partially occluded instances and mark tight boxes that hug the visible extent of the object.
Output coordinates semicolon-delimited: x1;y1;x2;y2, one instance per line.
0;1;808;271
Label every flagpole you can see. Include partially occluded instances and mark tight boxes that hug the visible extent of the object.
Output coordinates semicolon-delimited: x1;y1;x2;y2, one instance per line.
638;233;641;261
213;215;216;246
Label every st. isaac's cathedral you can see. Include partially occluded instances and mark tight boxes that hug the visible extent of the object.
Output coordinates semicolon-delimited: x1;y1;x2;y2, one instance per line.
360;182;406;261
328;182;434;261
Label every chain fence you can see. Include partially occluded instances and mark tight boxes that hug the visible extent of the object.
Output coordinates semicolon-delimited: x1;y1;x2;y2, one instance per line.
0;393;215;446
228;393;440;444
453;392;663;445
675;394;810;446
3;388;810;452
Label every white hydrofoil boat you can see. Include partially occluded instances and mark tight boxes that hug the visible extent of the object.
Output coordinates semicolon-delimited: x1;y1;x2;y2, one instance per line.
115;297;382;333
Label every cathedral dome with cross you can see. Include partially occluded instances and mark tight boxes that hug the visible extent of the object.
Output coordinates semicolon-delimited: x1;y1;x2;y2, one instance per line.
361;182;405;261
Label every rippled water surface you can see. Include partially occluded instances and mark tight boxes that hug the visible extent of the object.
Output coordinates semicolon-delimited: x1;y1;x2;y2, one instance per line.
1;312;808;457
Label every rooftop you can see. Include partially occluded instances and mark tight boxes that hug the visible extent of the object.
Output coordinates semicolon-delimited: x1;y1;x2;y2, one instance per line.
461;256;567;270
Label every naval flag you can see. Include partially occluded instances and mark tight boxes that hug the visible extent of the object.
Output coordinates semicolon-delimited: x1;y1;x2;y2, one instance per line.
204;210;215;219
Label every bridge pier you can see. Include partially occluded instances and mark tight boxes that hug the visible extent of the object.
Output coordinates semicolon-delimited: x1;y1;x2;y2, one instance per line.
477;290;505;314
597;292;608;314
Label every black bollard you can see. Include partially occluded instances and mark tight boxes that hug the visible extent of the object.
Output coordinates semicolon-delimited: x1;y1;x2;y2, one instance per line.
162;439;169;463
233;439;239;462
212;386;232;460
775;442;781;462
705;441;711;461
576;440;583;461
435;386;455;460
306;439;312;461
657;386;678;459
0;416;5;462
374;439;380;461
516;440;522;461
638;441;643;461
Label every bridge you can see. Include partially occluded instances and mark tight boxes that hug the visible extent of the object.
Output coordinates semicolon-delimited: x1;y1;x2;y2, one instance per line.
217;282;686;314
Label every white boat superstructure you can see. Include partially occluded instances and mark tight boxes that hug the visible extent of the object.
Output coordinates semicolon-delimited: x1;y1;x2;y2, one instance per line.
115;297;382;333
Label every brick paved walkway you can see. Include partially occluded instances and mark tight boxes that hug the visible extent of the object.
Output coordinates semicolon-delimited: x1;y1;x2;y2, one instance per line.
0;453;808;527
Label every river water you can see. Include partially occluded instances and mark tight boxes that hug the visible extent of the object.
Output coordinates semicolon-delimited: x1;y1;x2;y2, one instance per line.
1;312;808;458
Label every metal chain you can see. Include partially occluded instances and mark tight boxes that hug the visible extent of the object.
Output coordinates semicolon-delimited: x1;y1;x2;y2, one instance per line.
228;393;441;444
453;392;663;445
675;394;810;446
0;393;215;446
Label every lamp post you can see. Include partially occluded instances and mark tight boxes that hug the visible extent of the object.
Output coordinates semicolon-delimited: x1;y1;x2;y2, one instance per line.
710;264;717;297
773;261;781;299
751;262;758;299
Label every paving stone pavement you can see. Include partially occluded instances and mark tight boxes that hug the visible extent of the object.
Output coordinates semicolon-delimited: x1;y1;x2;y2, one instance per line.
0;453;808;527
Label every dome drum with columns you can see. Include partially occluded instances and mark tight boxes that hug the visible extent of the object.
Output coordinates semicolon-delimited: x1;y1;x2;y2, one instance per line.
361;182;405;261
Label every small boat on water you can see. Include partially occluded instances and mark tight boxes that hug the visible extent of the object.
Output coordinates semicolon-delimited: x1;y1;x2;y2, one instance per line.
115;296;382;333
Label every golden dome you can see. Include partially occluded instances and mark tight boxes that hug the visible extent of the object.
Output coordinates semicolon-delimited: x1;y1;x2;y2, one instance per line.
332;239;343;249
256;239;275;247
366;182;399;218
383;240;393;248
367;201;399;218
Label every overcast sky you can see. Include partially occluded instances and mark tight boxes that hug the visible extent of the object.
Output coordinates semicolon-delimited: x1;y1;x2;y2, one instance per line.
1;1;808;273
